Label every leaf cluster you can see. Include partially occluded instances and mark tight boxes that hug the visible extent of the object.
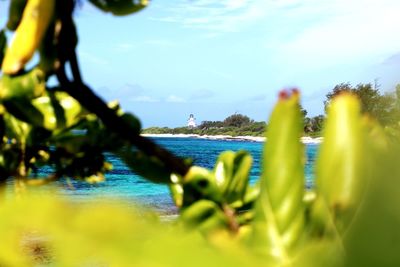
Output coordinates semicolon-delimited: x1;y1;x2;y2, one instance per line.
0;0;188;186
171;90;400;266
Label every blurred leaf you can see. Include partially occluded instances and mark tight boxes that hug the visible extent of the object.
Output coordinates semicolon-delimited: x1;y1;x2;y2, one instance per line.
214;150;252;204
0;68;46;100
89;0;149;16
85;172;105;184
32;91;84;131
170;173;184;207
344;142;400;267
3;99;45;128
224;151;252;204
182;166;222;207
252;90;305;260
314;93;370;236
119;149;171;184
3;111;31;141
180;199;229;235
6;0;28;31
0;194;257;267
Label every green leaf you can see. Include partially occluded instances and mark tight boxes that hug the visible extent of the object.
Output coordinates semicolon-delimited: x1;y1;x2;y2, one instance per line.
2;91;84;132
213;150;253;204
213;150;235;189
252;90;305;259
180;200;229;235
314;93;370;235
0;68;46;100
224;151;252;204
3;111;31;141
343;139;400;267
169;175;184;207
182;166;222;207
230;182;260;211
3;98;45;128
32;91;84;131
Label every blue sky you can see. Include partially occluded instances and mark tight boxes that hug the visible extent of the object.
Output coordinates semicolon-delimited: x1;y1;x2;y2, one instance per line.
1;0;400;127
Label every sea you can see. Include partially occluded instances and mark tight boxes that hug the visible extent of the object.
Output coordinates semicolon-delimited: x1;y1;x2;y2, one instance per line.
53;137;319;214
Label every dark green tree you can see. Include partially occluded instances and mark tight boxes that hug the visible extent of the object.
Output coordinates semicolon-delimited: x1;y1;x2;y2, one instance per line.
223;114;253;128
198;120;224;129
325;83;399;126
324;82;353;108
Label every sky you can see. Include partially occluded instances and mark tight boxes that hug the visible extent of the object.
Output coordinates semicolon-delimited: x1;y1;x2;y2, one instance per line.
1;0;400;127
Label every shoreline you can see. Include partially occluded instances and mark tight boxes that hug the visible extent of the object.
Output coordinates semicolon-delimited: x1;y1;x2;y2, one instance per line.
141;133;323;144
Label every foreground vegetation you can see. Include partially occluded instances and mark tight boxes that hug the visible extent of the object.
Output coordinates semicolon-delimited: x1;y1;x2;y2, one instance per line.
0;1;400;266
1;90;400;267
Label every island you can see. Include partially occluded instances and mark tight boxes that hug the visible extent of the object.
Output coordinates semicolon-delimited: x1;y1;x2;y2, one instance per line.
142;113;323;144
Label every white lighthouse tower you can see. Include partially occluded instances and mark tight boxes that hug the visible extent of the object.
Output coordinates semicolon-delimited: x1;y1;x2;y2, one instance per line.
187;114;197;128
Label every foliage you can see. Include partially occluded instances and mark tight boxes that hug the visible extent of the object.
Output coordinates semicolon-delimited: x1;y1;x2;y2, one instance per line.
197;120;225;129
304;115;325;134
1;91;400;266
223;114;253;128
0;194;256;267
169;91;400;266
325;82;400;126
0;0;187;187
1;1;400;267
295;103;324;136
143;114;266;137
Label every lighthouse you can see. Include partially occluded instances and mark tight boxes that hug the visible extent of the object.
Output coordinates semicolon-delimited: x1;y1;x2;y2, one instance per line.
187;114;197;128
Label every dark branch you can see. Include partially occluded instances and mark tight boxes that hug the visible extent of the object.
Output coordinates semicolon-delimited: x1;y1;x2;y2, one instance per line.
56;53;190;177
54;0;190;177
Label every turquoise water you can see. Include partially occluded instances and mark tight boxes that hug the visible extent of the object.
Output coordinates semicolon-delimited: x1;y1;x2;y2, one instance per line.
55;138;318;213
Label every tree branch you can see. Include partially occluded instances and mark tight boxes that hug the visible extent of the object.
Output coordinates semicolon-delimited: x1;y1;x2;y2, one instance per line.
54;0;190;177
56;54;190;177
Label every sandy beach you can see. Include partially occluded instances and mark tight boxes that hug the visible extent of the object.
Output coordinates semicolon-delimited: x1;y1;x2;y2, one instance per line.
141;133;323;144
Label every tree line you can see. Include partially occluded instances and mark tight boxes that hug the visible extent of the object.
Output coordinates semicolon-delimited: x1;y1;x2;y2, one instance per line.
143;113;267;136
144;82;400;137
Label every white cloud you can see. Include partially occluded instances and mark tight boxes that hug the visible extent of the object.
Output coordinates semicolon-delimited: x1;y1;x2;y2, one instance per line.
151;0;400;65
277;0;400;68
150;0;271;32
131;96;159;102
165;95;186;103
149;0;335;33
